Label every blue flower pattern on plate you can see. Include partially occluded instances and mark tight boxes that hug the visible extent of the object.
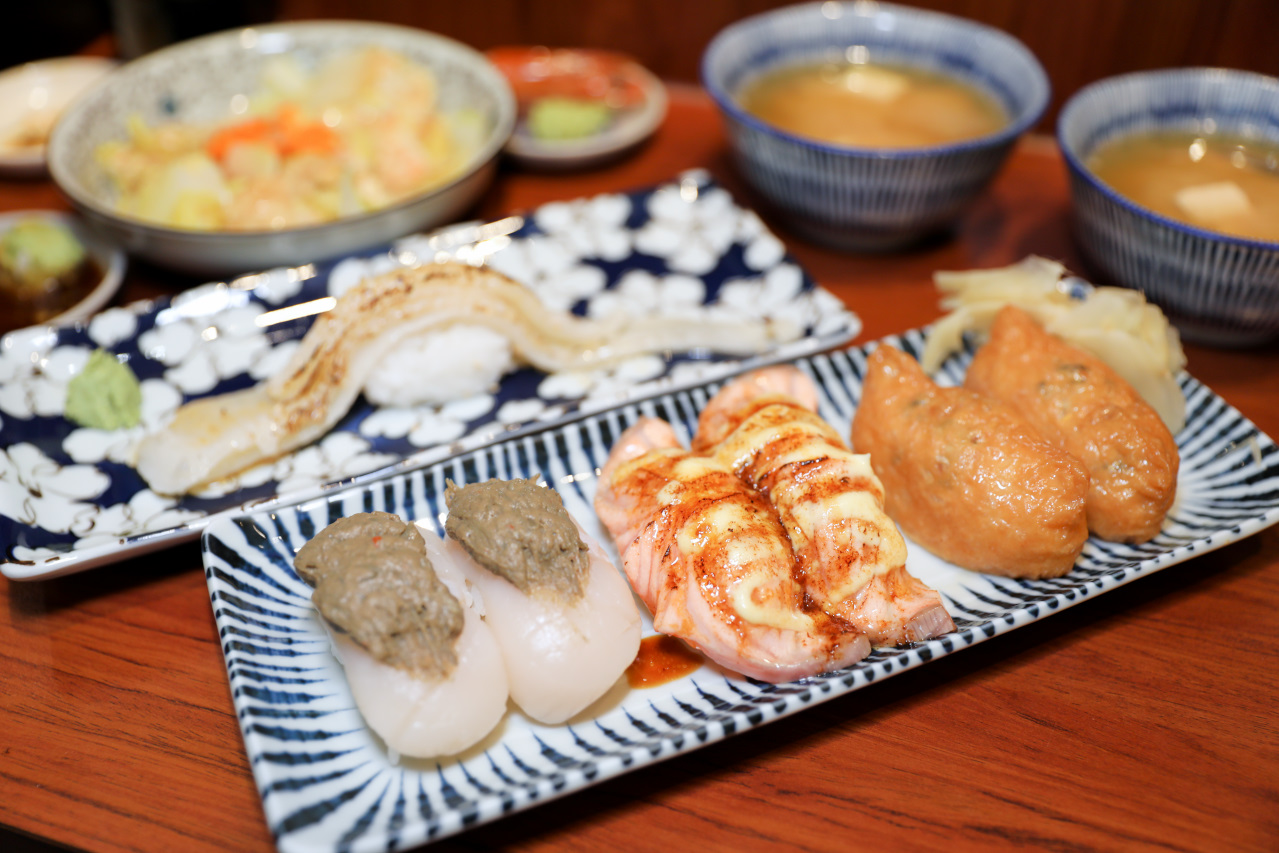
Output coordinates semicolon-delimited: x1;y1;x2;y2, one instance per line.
0;171;861;579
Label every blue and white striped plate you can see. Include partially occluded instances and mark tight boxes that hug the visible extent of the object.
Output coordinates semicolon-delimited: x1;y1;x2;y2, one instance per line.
202;327;1279;853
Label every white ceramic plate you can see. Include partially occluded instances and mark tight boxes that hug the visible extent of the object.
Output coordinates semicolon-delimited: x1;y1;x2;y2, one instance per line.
0;173;859;580
200;328;1279;853
0;56;117;177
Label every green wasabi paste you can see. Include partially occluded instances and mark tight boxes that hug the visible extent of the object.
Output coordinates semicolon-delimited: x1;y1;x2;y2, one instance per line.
65;349;142;430
526;96;613;141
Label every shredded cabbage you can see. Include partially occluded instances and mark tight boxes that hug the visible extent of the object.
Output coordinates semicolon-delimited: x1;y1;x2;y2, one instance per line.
921;256;1187;433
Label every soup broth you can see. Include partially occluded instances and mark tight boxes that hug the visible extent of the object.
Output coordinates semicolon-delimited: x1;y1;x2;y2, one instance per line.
1086;131;1279;243
737;60;1008;148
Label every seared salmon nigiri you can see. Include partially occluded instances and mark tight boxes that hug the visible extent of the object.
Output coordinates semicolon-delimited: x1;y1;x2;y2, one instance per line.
696;366;955;645
596;417;870;683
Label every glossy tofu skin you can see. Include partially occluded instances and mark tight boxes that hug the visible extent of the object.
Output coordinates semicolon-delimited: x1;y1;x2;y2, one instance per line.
965;306;1179;543
852;345;1089;579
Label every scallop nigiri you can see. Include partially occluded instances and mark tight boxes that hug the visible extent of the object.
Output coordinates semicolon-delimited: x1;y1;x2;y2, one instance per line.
294;511;509;759
443;478;642;724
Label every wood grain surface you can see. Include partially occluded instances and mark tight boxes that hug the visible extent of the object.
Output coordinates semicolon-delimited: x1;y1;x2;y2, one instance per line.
0;84;1276;853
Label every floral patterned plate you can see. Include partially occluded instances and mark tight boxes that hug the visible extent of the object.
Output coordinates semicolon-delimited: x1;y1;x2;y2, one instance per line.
0;171;860;580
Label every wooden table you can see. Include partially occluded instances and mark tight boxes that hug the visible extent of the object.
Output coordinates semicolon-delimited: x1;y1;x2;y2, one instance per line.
2;84;1276;853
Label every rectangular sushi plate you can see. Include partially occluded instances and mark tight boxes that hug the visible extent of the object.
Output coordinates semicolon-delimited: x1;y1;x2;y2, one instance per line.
201;327;1279;853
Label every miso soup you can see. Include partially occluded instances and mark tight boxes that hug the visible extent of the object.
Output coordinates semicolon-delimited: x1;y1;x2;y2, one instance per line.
1086;131;1279;243
737;60;1008;148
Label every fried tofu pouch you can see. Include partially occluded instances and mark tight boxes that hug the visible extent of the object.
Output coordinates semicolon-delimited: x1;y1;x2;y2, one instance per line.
965;305;1179;543
852;345;1089;579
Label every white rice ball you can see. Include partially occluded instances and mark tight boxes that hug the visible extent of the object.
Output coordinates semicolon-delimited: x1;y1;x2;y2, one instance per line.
362;325;515;407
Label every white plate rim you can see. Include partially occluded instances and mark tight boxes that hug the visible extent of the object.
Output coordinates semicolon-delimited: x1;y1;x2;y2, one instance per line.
0;56;118;177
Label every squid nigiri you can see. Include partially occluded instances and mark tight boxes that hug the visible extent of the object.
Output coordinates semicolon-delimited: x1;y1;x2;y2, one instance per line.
136;261;800;495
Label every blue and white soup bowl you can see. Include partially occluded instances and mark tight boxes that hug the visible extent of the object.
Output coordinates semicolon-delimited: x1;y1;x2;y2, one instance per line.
1058;67;1279;345
702;1;1049;251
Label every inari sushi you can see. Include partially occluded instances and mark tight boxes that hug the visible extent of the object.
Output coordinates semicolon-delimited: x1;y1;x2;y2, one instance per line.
294;512;509;760
965;305;1179;543
852;345;1090;579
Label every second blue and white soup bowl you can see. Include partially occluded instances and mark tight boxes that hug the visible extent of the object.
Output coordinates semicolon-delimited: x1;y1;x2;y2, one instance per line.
1058;67;1279;346
702;1;1049;251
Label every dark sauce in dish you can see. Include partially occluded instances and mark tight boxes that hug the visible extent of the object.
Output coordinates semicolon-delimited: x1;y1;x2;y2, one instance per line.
0;256;102;335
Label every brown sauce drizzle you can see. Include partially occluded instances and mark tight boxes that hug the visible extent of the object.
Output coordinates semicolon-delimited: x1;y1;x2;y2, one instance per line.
626;635;704;688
